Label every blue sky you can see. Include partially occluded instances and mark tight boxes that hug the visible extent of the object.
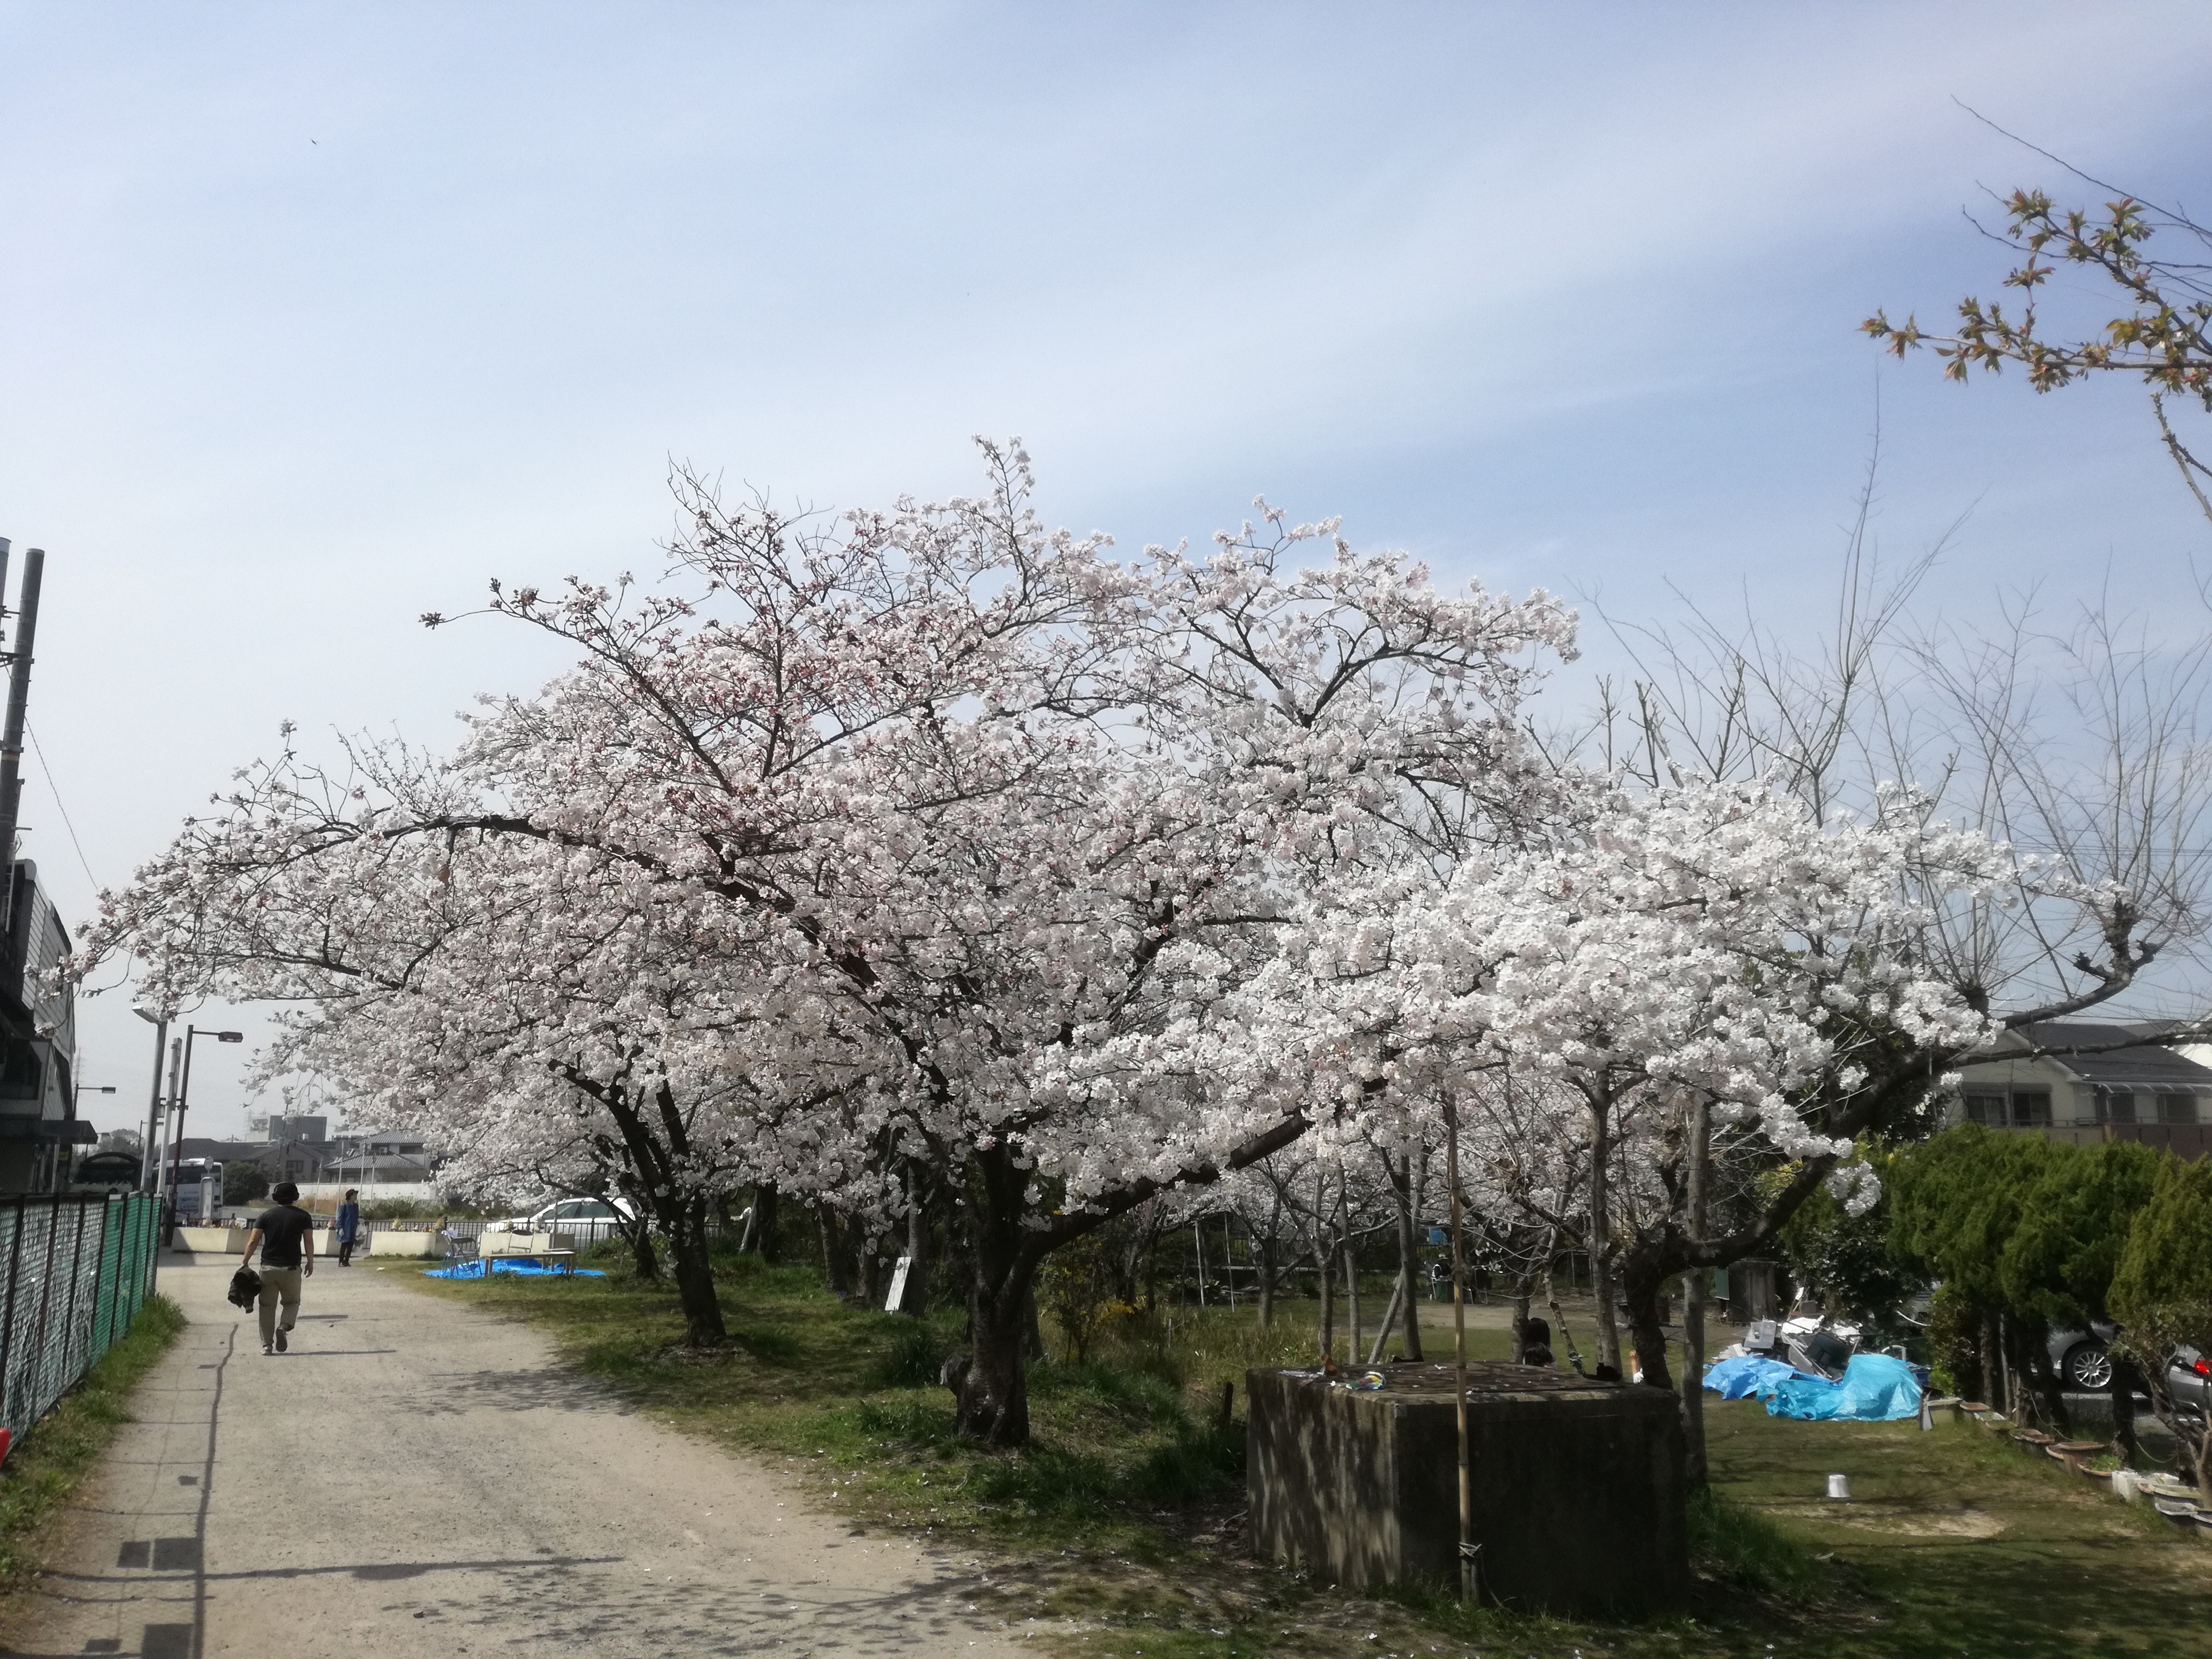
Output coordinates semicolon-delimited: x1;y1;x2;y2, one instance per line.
5;2;2211;1136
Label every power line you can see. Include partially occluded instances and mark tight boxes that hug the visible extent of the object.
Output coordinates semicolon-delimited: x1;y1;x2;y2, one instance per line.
26;722;99;892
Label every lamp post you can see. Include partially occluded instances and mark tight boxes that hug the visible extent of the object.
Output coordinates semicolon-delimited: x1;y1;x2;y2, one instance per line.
164;1026;244;1213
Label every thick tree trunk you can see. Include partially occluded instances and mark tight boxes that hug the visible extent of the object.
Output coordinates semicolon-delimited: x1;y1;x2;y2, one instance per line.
665;1195;725;1347
1681;1096;1712;1487
943;1144;1041;1447
818;1205;854;1297
1586;1085;1622;1375
592;1076;725;1346
752;1181;781;1263
858;1235;883;1307
1622;1251;1672;1391
1389;1154;1425;1362
898;1164;929;1314
627;1220;660;1282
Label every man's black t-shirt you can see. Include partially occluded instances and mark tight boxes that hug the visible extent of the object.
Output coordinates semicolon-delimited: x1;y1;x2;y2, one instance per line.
254;1204;314;1269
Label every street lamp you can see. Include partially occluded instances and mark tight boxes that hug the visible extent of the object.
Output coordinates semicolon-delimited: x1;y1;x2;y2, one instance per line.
164;1026;243;1211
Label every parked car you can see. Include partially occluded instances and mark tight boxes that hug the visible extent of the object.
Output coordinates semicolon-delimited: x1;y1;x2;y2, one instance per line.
2169;1345;2210;1420
482;1196;633;1243
2048;1321;2121;1390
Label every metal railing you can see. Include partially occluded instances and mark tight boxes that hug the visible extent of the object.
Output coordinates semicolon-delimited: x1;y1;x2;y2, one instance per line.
0;1192;161;1445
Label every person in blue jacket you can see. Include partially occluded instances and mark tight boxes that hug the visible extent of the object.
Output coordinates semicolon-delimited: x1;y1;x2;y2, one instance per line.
335;1188;362;1268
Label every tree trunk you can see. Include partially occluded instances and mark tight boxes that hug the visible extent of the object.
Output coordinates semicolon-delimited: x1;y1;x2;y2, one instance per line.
943;1143;1042;1447
593;1076;725;1345
1980;1310;2001;1406
818;1205;854;1297
1681;1095;1712;1487
665;1194;725;1347
753;1181;781;1263
1346;1235;1362;1362
1622;1250;1672;1391
899;1166;929;1314
627;1219;660;1283
1319;1234;1338;1364
1586;1084;1622;1375
2112;1354;2139;1466
1389;1154;1425;1362
858;1234;883;1308
1258;1205;1278;1329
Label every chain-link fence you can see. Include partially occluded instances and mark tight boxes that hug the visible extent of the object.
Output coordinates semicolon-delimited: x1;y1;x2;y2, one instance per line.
0;1192;161;1445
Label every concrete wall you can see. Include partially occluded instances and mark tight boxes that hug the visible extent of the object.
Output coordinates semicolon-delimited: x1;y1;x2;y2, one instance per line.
1247;1362;1687;1615
295;1183;445;1204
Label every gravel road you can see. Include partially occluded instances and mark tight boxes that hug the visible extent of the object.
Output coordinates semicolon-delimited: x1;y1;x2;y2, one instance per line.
2;1255;1030;1658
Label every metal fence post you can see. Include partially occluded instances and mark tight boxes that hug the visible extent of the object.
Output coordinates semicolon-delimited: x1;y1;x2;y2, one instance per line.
0;1196;22;1431
27;1201;62;1426
59;1200;89;1392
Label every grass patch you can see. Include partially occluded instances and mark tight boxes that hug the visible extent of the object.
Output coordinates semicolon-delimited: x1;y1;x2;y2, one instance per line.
0;1295;185;1595
407;1255;2212;1658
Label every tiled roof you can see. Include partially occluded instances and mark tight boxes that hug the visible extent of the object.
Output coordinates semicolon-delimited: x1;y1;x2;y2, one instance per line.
2006;1021;2212;1087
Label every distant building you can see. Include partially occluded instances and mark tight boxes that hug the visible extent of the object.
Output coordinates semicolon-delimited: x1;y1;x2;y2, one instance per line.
321;1133;435;1186
0;864;91;1192
1949;1020;2212;1158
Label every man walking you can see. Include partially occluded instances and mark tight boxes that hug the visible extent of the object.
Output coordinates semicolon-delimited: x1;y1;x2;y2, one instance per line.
335;1188;362;1267
240;1181;315;1354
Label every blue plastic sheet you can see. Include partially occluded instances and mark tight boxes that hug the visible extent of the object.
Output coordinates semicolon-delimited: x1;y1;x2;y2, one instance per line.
1759;1352;1923;1421
1703;1354;1802;1399
422;1258;608;1280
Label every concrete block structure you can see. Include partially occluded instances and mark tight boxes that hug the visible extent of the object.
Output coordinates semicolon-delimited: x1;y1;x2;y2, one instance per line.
1246;1361;1687;1615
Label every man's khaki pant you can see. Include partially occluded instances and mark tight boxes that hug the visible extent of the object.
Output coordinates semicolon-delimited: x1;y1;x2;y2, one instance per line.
256;1267;302;1347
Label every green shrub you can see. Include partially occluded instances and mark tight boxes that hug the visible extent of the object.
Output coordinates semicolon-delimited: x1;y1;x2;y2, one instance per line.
863;1319;949;1389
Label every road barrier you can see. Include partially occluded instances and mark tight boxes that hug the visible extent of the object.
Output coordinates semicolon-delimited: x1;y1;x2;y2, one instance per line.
0;1192;161;1447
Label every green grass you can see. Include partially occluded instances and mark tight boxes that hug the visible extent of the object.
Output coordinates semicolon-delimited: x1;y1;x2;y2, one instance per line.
0;1295;186;1593
408;1253;2212;1658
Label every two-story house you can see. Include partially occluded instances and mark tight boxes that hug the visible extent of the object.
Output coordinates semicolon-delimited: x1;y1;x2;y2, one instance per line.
1949;1019;2212;1157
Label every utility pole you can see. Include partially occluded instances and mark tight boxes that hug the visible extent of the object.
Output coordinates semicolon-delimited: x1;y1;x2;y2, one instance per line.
137;1012;169;1195
0;546;44;937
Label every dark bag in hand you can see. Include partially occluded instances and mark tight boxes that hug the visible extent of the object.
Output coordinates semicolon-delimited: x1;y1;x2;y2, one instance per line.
227;1266;262;1311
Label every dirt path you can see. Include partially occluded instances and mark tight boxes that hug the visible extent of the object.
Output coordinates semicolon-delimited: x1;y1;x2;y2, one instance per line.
1;1256;1030;1658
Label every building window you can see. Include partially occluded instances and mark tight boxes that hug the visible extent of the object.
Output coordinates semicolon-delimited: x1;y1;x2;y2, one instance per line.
2158;1093;2199;1126
2097;1090;2138;1125
1964;1092;2007;1125
2009;1091;2052;1128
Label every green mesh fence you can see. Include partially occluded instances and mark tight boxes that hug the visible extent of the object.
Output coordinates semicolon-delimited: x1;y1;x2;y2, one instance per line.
0;1193;160;1445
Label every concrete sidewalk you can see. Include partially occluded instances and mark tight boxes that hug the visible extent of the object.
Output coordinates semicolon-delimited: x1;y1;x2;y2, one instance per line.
1;1256;1027;1658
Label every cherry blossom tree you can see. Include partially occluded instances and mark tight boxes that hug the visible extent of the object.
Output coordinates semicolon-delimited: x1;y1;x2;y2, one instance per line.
79;445;1578;1446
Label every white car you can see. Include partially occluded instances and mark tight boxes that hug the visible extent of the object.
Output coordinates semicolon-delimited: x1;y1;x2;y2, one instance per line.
483;1196;634;1243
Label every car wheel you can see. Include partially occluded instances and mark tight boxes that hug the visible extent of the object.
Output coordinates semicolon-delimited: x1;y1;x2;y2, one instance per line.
2063;1342;2113;1390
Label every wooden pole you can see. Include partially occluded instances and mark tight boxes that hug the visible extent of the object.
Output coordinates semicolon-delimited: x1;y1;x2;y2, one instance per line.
1444;1096;1478;1602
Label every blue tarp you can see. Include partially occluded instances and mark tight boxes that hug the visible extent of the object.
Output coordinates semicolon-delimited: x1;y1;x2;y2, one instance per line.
422;1258;608;1280
1759;1352;1923;1421
1703;1354;1801;1399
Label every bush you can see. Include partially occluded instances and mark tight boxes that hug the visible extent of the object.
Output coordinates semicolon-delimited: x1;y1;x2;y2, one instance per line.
863;1319;950;1389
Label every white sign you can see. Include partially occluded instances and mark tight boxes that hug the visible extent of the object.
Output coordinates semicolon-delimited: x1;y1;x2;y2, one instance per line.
884;1254;913;1313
